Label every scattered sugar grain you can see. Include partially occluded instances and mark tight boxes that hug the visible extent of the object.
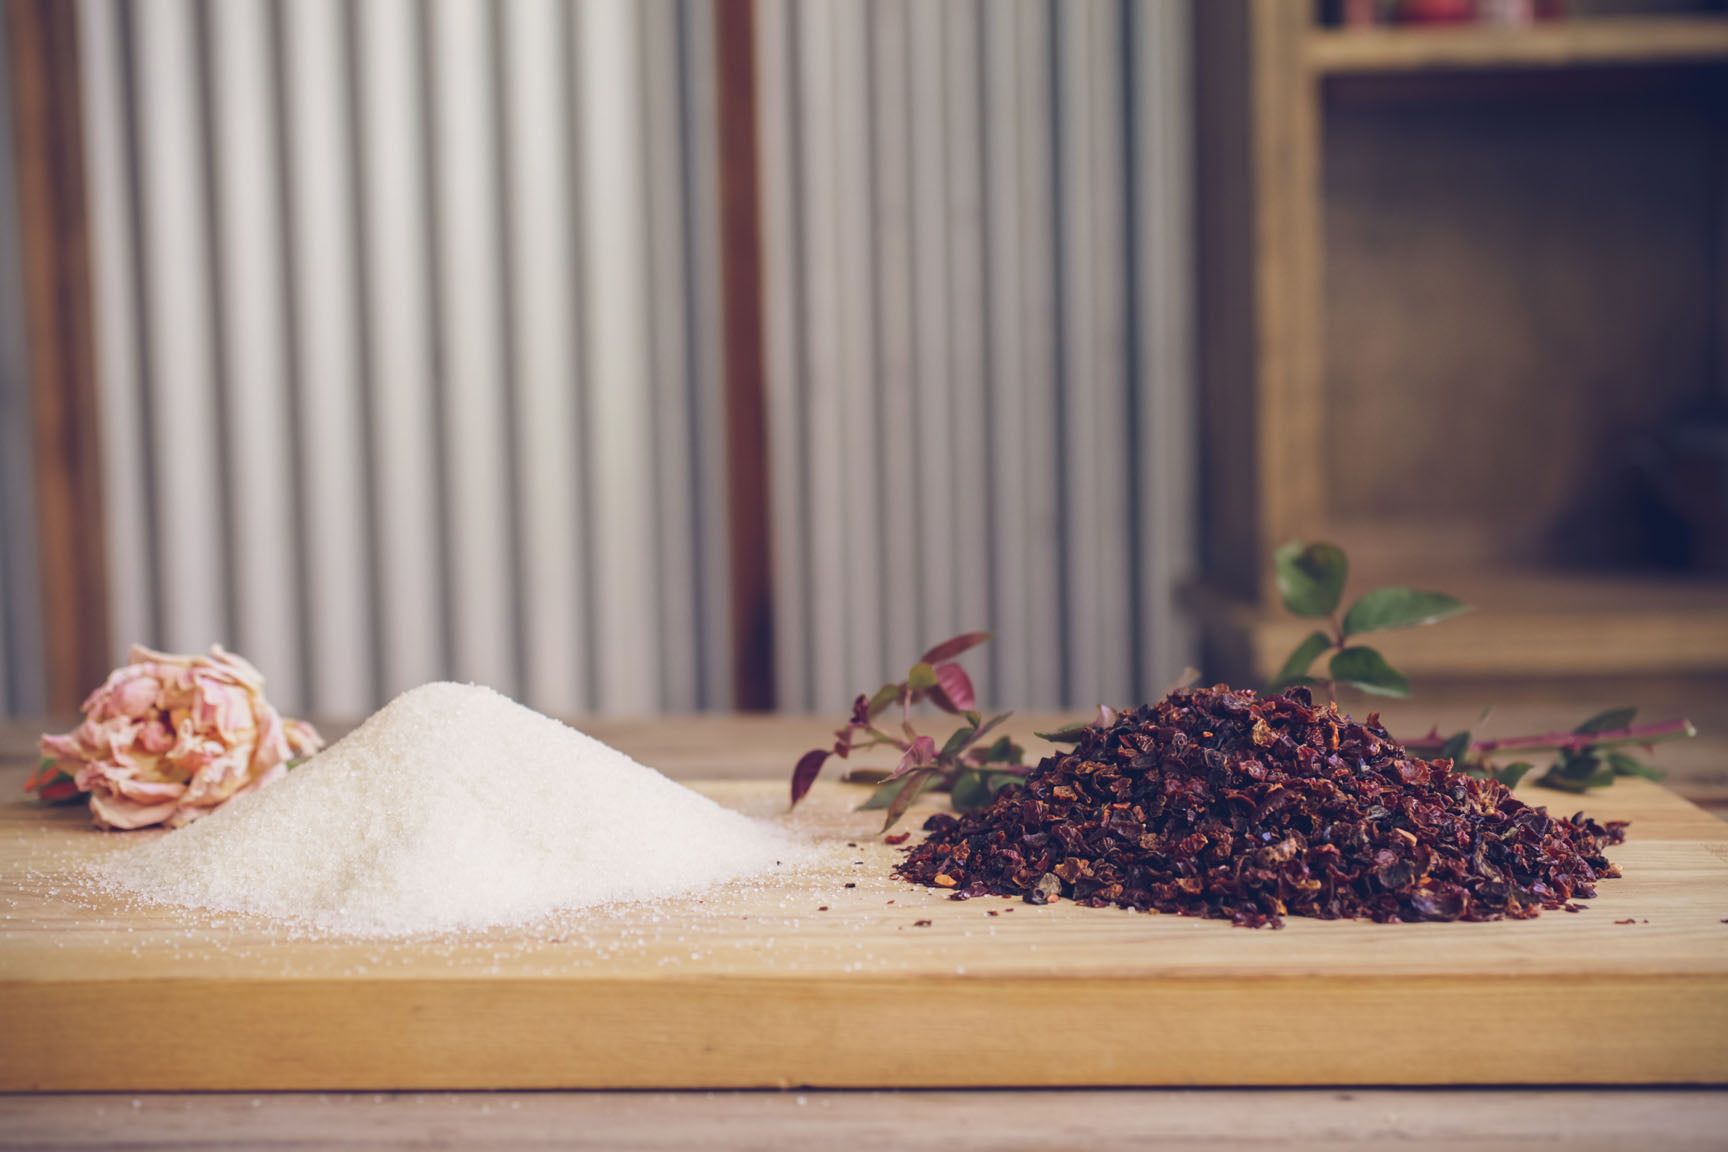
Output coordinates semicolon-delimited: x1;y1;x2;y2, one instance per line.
93;682;804;936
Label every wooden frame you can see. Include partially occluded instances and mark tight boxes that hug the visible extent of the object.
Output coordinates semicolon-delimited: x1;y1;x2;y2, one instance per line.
5;0;108;713
1195;1;1728;684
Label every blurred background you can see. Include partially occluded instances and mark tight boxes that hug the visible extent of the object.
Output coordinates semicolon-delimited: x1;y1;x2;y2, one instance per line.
1;0;1725;725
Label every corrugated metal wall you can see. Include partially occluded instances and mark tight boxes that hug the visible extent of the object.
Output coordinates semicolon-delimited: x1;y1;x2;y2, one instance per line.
74;0;731;718
757;0;1194;711
1;0;1194;719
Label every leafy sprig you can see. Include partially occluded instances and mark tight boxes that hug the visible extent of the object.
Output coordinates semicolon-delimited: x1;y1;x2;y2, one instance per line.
789;633;1034;830
1407;708;1696;792
1269;541;1469;698
1270;540;1696;794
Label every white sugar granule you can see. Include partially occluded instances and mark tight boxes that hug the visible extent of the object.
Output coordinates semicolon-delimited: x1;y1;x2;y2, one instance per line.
93;682;801;936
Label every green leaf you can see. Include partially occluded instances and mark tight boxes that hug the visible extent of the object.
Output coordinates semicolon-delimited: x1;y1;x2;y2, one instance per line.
951;769;994;813
940;723;978;760
975;735;1024;765
1274;541;1349;618
1606;750;1662;780
867;682;901;716
860;772;925;811
884;769;936;829
1034;722;1089;745
1536;768;1590;793
1496;761;1535;788
1269;630;1332;691
859;778;900;809
1555;747;1601;780
1575;706;1637;735
1437;730;1471;766
1340;587;1469;638
1328;646;1410;698
906;662;938;693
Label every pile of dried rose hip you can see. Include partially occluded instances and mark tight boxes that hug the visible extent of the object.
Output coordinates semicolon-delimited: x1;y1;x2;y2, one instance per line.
896;685;1627;928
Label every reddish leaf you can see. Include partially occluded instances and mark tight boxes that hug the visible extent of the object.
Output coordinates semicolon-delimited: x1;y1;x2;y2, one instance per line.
889;734;938;780
790;748;829;808
37;777;82;803
927;662;976;714
850;694;871;727
921;631;992;665
24;757;59;792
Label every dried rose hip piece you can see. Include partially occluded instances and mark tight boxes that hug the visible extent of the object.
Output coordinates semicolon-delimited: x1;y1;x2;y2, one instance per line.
894;685;1627;929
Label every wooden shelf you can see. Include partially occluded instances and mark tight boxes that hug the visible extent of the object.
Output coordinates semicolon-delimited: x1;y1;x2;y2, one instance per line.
1308;15;1728;75
1200;569;1728;682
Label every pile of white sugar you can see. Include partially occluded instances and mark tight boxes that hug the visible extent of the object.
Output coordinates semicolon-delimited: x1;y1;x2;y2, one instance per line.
93;682;800;936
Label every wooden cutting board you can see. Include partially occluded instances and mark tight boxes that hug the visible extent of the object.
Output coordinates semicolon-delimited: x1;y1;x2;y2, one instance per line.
2;770;1725;1090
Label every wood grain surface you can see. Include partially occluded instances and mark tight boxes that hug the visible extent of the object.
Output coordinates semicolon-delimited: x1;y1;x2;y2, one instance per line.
4;748;1726;1091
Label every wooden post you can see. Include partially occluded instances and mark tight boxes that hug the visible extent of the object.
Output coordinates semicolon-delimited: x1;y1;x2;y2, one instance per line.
714;0;775;711
5;0;109;712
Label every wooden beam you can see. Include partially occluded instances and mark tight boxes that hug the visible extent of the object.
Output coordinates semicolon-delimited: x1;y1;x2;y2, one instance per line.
714;0;774;711
5;0;109;712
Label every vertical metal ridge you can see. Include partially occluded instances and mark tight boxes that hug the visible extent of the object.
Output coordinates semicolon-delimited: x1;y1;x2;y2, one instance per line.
205;0;302;710
278;0;377;714
970;0;1002;702
486;0;529;705
190;0;237;652
578;0;662;713
414;0;457;688
501;0;587;714
1119;0;1147;705
642;0;696;712
1047;0;1073;704
681;0;732;711
118;0;164;652
980;0;1026;707
831;0;882;690
794;0;850;708
559;0;597;713
1132;0;1197;692
785;0;813;709
907;0;952;654
754;0;807;709
134;0;226;656
266;0;313;708
427;0;517;699
866;0;917;679
354;0;446;702
1014;0;1060;708
941;0;988;699
1086;0;1132;706
341;0;387;711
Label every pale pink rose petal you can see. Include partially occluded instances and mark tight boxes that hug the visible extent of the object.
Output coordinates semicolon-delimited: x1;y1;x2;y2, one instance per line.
39;732;87;760
283;718;325;759
136;717;175;755
112;674;162;718
36;644;316;830
90;791;181;831
181;749;250;805
106;772;184;805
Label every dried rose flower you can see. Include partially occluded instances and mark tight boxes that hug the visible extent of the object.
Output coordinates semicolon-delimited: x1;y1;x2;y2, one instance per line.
28;645;323;830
